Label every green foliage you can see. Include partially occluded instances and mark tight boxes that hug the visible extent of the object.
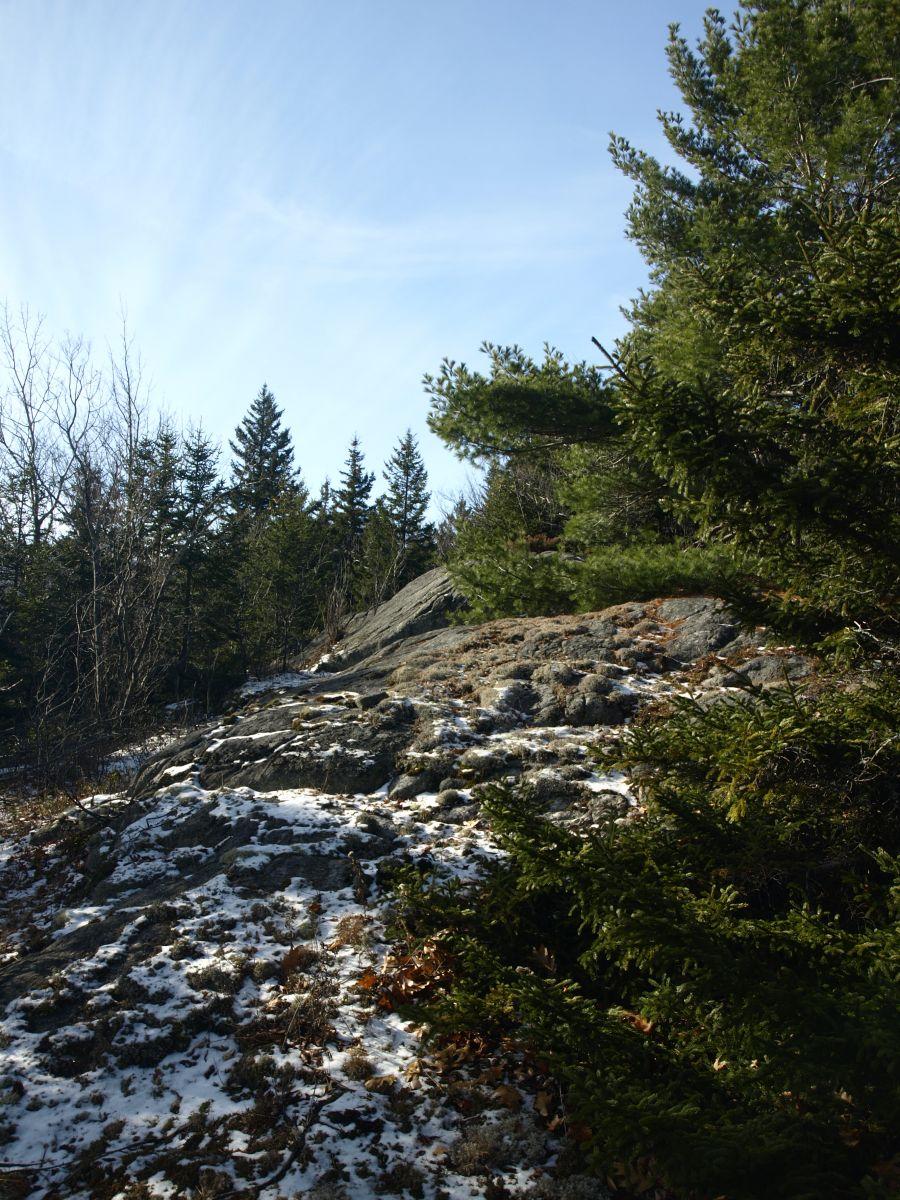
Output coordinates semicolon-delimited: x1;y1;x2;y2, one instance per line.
0;340;435;778
353;499;402;611
382;429;435;586
426;342;617;461
609;0;899;630
229;384;297;516
447;444;739;619
407;15;900;1188
558;442;674;547
571;541;743;611
446;456;573;620
332;435;376;560
395;675;900;1198
451;538;575;622
236;491;326;672
427;1;900;637
430;346;728;622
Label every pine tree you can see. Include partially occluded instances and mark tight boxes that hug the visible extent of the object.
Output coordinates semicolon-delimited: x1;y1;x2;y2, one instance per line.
229;384;296;516
382;429;434;585
605;0;899;629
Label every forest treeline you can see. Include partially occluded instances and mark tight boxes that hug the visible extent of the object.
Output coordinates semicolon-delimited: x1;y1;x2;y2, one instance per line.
0;329;442;782
401;1;900;1197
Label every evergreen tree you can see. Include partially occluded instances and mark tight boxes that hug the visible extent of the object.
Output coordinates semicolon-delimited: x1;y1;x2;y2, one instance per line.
238;487;325;671
332;435;375;560
174;426;224;695
405;6;900;1197
316;477;332;519
425;344;688;617
180;426;222;542
137;419;182;556
353;499;401;610
606;0;899;630
449;458;573;620
426;3;899;634
434;495;471;562
382;429;434;585
229;384;296;516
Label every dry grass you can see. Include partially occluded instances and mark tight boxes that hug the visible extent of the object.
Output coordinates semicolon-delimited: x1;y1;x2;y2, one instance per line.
330;914;371;949
341;1043;375;1081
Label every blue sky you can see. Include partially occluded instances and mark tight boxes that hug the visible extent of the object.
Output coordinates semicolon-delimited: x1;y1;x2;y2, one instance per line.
0;0;714;507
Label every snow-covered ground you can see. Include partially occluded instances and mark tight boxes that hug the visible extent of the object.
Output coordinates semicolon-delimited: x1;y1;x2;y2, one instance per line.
0;763;609;1198
0;593;807;1198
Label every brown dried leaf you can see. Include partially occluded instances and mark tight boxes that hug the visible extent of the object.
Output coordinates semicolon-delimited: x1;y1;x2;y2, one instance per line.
492;1084;523;1110
618;1009;654;1035
364;1074;397;1094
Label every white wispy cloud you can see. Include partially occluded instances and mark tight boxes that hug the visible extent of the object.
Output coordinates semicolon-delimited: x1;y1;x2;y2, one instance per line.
240;173;624;281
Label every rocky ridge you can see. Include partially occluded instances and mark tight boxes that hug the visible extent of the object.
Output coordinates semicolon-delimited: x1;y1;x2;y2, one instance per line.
0;570;811;1200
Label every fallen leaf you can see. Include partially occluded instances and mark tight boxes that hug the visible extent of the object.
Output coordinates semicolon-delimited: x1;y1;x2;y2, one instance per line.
281;945;310;979
492;1084;522;1110
364;1074;396;1094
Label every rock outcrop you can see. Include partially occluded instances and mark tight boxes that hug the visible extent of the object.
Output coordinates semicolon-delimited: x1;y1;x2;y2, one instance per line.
0;573;813;1200
130;583;807;803
315;565;466;670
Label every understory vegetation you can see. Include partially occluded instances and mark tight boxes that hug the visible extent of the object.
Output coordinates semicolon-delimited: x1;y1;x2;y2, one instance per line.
400;0;900;1196
395;675;900;1198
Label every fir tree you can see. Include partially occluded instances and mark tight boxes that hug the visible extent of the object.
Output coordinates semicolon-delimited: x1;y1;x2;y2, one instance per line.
228;384;296;516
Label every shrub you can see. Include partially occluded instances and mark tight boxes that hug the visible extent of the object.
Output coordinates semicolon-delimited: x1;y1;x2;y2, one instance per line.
393;674;900;1199
569;541;740;612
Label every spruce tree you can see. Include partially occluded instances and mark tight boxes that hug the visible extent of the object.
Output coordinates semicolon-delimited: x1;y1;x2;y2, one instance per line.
353;498;401;610
180;426;222;542
174;426;223;694
140;420;182;555
382;429;434;584
229;384;296;516
332;436;375;558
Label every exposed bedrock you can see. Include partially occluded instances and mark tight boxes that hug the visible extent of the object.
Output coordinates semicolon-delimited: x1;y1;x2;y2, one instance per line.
131;570;811;801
